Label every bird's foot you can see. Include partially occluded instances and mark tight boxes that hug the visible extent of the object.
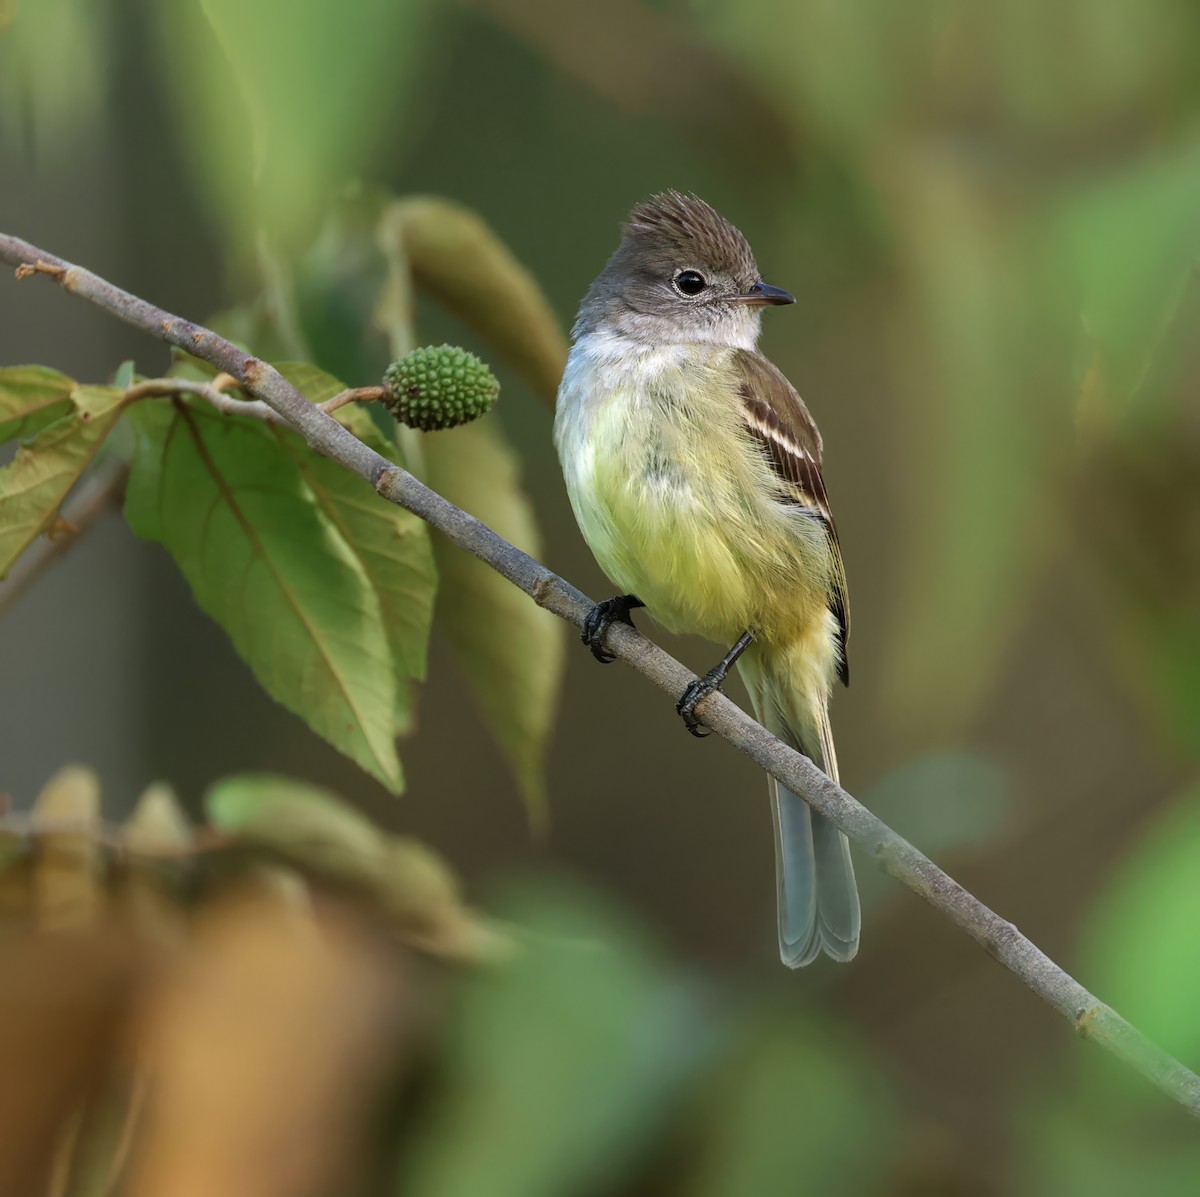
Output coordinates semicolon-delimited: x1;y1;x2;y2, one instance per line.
580;594;644;663
676;630;756;737
676;670;725;737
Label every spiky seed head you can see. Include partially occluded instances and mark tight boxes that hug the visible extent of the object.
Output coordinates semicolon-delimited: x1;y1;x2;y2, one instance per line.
382;345;499;431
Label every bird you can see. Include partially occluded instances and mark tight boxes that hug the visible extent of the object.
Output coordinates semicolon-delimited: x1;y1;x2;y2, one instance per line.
553;191;858;966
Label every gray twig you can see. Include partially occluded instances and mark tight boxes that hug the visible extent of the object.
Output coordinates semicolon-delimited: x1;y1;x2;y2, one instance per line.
2;232;1198;1117
124;376;385;425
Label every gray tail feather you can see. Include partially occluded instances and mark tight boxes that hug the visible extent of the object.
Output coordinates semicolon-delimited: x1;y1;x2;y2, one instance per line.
744;657;860;967
771;775;859;966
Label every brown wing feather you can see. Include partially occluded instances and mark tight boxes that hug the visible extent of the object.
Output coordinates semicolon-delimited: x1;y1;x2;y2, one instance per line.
732;348;850;685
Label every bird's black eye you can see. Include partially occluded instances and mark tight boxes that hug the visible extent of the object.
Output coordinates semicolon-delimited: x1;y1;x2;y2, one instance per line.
673;270;707;296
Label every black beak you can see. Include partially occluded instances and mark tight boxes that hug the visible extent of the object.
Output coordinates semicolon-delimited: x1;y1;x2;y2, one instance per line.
736;281;795;307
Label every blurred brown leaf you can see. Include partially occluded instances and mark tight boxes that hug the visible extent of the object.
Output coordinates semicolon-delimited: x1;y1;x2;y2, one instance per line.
127;892;405;1197
117;783;194;948
31;765;104;932
0;826;30;921
205;773;506;960
0;932;138;1197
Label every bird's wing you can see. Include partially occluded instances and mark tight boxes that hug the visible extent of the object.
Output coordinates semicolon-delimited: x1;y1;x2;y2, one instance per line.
731;347;850;685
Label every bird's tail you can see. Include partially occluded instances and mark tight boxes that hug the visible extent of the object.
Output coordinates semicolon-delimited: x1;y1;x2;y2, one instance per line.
739;646;860;967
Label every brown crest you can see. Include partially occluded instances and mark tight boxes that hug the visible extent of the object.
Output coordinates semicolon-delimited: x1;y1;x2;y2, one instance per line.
623;191;758;279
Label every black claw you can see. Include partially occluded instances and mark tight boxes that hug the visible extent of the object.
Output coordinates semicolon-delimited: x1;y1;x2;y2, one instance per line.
676;630;756;737
676;671;723;737
580;595;643;664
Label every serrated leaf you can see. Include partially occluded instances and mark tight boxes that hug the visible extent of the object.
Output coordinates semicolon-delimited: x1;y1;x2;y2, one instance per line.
0;385;127;578
0;364;76;443
124;399;404;792
423;416;565;827
275;363;437;699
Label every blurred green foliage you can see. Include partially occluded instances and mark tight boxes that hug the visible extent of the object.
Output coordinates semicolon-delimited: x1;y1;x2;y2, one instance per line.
0;0;114;154
1013;782;1200;1195
705;0;1200;742
1084;784;1200;1070
3;0;1200;1191
145;0;440;252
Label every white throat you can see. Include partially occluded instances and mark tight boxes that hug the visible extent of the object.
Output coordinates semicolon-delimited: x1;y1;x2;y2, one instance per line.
574;309;760;364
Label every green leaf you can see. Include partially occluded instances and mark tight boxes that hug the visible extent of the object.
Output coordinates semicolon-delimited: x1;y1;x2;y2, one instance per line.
422;416;565;828
124;398;404;792
111;360;137;391
0;364;76;444
275;362;437;694
399;882;684;1197
146;0;439;249
0;385;127;578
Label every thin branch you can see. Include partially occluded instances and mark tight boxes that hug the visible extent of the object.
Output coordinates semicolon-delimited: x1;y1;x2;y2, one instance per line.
3;233;1199;1118
124;376;386;425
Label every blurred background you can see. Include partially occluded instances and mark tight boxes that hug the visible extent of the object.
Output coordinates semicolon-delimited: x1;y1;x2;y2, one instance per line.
2;0;1199;1193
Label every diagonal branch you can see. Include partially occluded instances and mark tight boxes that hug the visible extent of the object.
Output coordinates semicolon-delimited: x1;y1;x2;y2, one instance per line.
2;231;1198;1117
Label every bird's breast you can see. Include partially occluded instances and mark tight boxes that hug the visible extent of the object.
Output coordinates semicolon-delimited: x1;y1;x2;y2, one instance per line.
555;338;830;644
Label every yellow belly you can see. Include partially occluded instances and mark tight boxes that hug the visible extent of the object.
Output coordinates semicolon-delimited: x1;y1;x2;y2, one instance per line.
556;347;835;651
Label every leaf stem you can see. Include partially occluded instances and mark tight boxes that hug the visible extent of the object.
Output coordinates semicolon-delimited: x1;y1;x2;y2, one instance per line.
124;377;386;426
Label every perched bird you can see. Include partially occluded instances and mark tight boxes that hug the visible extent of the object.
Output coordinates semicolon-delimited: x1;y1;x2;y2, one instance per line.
554;191;858;966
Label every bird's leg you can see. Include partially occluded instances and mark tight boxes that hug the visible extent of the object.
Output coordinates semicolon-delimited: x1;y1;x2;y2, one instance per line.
580;594;644;664
677;630;756;737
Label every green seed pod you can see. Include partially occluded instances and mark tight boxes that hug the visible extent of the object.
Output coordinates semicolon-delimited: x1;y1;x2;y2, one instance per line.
382;344;500;431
